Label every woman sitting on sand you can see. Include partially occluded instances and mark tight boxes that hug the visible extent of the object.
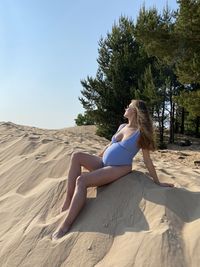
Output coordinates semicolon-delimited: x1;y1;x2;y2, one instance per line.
52;99;174;240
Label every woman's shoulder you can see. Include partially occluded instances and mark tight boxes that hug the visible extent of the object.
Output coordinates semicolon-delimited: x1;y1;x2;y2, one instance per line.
118;123;127;130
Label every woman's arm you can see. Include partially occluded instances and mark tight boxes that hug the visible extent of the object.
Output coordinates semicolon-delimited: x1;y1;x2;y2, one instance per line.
142;149;174;187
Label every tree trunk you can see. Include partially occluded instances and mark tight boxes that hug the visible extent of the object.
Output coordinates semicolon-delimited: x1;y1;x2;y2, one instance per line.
196;116;200;137
160;100;165;144
180;107;185;134
158;111;164;146
174;105;179;134
169;86;175;143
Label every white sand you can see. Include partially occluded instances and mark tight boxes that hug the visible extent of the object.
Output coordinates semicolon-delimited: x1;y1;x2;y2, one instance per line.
0;121;199;267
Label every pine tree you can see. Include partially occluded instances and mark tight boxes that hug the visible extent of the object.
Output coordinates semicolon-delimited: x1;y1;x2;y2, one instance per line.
75;112;95;126
135;1;200;139
175;0;200;84
135;1;200;84
79;17;155;139
174;90;200;136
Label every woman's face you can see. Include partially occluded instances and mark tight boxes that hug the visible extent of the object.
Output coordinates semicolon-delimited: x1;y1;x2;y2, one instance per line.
124;103;137;119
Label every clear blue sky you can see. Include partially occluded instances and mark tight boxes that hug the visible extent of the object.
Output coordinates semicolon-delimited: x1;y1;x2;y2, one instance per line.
0;0;178;129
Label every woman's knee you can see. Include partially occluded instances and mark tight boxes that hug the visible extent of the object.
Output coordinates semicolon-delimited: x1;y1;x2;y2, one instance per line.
71;151;84;162
76;175;87;188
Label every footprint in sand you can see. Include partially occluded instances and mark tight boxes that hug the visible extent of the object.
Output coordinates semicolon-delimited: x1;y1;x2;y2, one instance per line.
41;138;54;144
28;135;40;141
35;152;47;160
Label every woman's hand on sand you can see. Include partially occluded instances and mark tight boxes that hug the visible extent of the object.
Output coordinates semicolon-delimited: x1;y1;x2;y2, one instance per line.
156;182;174;187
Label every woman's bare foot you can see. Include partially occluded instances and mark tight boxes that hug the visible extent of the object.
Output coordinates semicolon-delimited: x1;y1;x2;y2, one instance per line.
52;224;71;240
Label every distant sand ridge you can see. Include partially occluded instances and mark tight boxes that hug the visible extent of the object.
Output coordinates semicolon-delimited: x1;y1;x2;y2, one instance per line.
0;122;200;267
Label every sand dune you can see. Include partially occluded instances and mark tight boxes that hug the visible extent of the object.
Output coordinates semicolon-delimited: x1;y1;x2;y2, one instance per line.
0;121;200;267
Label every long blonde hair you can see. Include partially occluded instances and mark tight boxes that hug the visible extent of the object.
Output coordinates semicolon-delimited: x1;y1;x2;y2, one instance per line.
130;99;156;151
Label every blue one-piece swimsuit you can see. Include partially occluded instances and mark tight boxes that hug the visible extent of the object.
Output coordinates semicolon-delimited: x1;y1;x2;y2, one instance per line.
102;124;141;166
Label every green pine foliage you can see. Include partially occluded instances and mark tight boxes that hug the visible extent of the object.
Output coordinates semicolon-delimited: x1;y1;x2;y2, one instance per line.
174;90;200;117
175;0;200;84
79;17;156;139
135;0;200;84
135;1;200;137
75;112;95;126
78;5;199;141
173;89;200;135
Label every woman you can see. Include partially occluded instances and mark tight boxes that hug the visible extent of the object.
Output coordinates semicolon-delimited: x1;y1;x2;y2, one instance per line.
52;99;174;240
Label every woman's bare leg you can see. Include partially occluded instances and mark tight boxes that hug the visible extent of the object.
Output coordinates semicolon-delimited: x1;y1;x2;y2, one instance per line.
61;152;103;212
52;165;131;239
61;153;81;212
